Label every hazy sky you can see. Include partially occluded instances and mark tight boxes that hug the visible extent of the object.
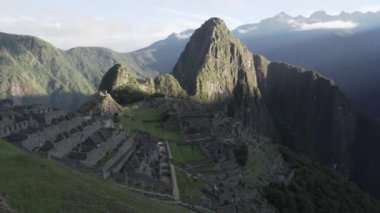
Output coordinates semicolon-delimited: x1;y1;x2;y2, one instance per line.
0;0;379;52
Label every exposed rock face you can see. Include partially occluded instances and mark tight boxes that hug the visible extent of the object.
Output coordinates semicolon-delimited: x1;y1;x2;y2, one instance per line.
172;18;271;133
98;64;138;92
254;57;356;174
0;196;16;213
78;91;122;116
172;18;259;103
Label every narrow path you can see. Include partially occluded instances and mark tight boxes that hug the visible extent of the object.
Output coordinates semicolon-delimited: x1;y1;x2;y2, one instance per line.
165;140;180;200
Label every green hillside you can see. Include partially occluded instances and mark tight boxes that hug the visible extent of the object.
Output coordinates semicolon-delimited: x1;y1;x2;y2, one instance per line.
264;146;380;213
0;32;158;110
0;140;185;212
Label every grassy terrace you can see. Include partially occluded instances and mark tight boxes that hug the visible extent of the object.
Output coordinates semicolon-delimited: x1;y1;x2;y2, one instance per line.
169;143;206;163
176;171;205;200
94;148;119;168
119;107;183;141
0;140;185;213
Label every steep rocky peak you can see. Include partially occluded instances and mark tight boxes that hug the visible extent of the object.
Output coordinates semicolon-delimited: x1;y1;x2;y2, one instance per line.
203;17;228;30
199;17;231;43
172;17;258;103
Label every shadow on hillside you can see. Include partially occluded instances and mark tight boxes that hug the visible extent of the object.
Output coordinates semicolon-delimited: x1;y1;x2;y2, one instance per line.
7;92;92;112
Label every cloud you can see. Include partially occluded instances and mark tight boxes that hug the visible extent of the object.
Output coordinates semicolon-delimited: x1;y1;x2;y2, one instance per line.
288;20;359;31
300;20;358;30
359;5;380;13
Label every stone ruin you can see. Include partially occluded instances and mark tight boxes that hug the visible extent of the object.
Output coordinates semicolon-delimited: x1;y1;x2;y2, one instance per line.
0;98;176;200
121;133;173;194
78;91;122;117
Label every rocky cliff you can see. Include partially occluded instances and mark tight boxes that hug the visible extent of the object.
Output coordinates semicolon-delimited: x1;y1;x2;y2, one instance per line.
254;56;356;173
172;18;270;132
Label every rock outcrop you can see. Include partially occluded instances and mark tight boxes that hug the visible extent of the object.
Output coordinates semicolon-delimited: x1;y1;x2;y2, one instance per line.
78;91;122;116
98;64;187;105
0;196;15;213
98;64;138;93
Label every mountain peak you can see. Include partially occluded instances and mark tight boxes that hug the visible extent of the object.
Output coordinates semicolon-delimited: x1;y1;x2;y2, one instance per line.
198;17;229;35
274;11;292;19
204;17;226;26
310;10;328;19
172;18;259;104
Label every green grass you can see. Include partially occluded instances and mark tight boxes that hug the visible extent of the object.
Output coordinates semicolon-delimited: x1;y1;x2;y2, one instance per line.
177;145;206;162
119;107;183;141
0;140;185;213
167;143;206;163
95;149;119;168
168;142;185;163
176;171;204;200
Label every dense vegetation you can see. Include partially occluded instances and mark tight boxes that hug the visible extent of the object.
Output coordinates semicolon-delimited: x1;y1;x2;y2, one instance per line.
263;147;380;213
111;85;152;105
0;140;183;212
234;144;248;166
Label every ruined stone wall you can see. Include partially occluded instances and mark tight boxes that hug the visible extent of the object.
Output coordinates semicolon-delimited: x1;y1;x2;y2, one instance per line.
82;130;127;167
22;117;85;151
111;138;137;174
0;119;37;138
48;120;102;158
101;137;136;178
